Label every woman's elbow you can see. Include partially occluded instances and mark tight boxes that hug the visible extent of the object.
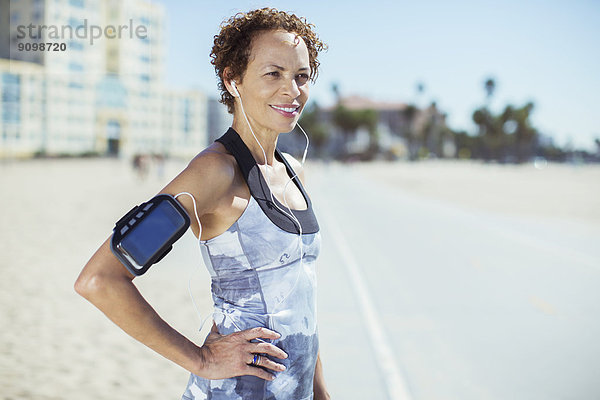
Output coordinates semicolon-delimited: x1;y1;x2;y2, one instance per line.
74;270;106;300
75;240;131;300
75;261;126;301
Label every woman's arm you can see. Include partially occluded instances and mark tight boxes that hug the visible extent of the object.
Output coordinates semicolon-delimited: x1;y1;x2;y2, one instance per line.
74;151;287;381
75;237;206;373
313;352;331;399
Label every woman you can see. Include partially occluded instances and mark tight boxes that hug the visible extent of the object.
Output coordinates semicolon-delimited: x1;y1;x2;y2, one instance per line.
75;8;330;400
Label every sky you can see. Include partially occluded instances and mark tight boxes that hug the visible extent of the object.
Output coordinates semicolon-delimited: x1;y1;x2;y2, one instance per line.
155;0;600;151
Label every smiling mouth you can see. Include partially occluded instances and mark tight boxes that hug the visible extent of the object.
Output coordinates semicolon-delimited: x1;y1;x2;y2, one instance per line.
270;105;300;113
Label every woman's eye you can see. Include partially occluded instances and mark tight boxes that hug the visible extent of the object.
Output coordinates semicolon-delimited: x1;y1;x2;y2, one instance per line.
296;74;309;85
266;71;280;77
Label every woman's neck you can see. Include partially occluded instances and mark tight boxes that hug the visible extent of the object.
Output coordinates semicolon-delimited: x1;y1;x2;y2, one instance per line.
231;117;279;166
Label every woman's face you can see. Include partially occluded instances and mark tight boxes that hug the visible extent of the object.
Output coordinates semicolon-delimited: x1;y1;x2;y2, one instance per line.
233;29;311;135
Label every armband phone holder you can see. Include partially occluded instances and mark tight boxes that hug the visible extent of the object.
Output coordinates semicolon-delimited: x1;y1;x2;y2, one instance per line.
110;194;190;276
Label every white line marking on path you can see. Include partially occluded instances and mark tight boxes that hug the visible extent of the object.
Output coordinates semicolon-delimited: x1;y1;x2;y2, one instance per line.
322;212;413;400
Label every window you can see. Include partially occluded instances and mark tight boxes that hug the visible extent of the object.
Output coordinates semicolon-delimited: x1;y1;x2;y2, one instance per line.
2;90;20;103
2;73;20;85
3;103;21;123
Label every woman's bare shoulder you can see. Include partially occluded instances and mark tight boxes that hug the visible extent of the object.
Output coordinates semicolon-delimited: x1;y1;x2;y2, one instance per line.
161;142;237;215
188;142;236;178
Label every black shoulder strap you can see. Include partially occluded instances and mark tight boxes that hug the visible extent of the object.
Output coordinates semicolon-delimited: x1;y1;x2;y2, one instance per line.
215;128;319;234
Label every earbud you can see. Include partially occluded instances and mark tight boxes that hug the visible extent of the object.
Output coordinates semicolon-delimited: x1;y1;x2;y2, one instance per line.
230;81;239;98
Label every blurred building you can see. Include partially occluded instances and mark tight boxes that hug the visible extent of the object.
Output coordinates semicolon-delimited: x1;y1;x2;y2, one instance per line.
320;95;453;160
0;0;207;159
162;89;207;156
207;97;232;144
0;59;45;156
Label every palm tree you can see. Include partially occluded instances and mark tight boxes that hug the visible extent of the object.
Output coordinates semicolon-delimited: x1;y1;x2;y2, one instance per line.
332;105;361;136
356;109;379;159
331;105;380;160
402;104;419;160
472;107;502;161
512;102;537;163
484;77;496;105
415;81;425;106
331;83;341;104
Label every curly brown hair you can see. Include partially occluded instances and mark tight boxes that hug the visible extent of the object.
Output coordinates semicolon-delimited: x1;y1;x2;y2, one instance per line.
211;8;327;114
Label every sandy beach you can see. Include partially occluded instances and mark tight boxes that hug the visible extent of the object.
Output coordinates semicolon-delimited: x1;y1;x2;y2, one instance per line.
1;157;598;399
0;158;200;399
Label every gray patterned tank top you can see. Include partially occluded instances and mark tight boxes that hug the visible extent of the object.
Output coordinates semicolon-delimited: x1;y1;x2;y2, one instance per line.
182;128;322;400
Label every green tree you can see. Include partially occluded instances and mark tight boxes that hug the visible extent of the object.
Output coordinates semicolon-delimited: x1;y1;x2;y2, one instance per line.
332;105;362;135
511;102;537;162
472;107;506;161
331;82;341;103
356;109;379;159
415;81;425;106
472;77;507;161
402;104;420;160
484;77;496;105
453;130;479;159
331;105;380;160
472;101;538;163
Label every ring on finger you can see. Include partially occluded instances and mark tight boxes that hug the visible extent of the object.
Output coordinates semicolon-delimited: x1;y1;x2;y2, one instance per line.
251;354;261;366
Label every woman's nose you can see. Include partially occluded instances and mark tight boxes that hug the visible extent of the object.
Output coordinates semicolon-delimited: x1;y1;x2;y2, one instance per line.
282;78;301;98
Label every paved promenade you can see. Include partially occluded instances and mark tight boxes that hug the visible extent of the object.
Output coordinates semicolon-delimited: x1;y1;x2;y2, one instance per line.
1;158;598;399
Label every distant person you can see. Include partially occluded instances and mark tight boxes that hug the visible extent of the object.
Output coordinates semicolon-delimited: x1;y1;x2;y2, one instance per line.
76;8;330;399
132;153;150;180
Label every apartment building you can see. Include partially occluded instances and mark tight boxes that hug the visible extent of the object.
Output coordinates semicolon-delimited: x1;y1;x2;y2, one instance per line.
1;0;208;159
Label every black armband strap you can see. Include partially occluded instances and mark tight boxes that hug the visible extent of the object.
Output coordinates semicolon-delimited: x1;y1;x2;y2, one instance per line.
110;194;190;276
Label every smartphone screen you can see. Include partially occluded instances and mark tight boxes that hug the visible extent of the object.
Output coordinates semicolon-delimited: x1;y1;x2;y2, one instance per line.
120;201;187;267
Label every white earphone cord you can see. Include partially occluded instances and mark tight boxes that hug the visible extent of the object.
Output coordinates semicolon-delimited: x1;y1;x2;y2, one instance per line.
174;192;212;333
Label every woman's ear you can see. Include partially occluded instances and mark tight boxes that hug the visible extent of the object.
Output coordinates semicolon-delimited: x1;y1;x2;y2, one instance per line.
230;81;239;97
223;68;239;98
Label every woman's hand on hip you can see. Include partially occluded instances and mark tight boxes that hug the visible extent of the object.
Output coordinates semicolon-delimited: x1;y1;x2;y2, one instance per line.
197;326;288;381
